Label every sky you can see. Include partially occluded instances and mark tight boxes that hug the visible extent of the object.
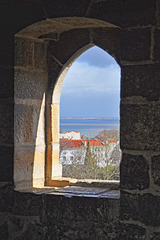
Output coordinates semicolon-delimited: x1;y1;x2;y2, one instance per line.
60;46;120;118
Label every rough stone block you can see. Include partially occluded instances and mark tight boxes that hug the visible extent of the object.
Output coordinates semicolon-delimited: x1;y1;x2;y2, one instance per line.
139;193;160;227
14;146;35;188
120;153;149;190
0;67;14;98
121;191;160;227
14;145;45;189
15;37;34;67
34;41;46;71
88;0;121;26
44;194;119;239
48;29;90;64
0;146;13;182
121;64;160;101
0;102;14;145
120;191;140;222
12;191;44;216
42;0;90;18
14;104;40;145
14;69;47;100
93;28;120;64
120;103;160;151
120;0;156;27
6;214;46;240
47;55;63;96
0;189;14;213
150;232;160;240
153;28;160;61
121;28;151;62
0;222;8;240
119;222;146;240
151;155;160;186
89;0;156;27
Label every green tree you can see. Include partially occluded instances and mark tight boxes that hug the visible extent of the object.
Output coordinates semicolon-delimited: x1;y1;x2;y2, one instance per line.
84;141;97;179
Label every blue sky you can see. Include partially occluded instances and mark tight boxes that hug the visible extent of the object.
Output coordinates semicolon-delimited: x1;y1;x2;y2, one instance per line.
60;46;120;118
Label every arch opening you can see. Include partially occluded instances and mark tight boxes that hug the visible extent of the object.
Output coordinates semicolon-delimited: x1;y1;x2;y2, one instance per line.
57;46;121;182
14;17;121;189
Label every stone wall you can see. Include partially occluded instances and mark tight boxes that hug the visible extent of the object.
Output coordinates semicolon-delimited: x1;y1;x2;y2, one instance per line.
0;187;119;240
0;0;160;239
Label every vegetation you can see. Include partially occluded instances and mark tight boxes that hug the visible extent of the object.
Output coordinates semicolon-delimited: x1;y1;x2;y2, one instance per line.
62;140;121;180
95;129;119;141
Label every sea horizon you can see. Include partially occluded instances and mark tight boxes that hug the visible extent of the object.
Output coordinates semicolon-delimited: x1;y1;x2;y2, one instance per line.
61;117;120;120
60;117;119;138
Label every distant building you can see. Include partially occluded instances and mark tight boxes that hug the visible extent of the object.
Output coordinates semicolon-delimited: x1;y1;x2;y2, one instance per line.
60;136;120;168
60;131;81;140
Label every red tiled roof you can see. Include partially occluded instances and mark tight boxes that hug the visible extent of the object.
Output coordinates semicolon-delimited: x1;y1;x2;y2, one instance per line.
80;134;86;139
83;139;103;146
65;131;79;133
60;139;83;149
60;138;116;149
107;139;117;143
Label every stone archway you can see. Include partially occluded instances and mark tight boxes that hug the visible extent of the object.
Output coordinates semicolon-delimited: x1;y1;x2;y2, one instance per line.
14;17;120;189
45;26;120;186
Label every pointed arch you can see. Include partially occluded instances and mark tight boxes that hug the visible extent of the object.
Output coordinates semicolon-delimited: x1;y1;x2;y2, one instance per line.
46;28;120;186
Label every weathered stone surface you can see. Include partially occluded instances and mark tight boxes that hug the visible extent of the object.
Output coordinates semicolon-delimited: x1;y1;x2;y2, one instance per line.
42;0;90;18
14;146;36;188
120;153;149;190
44;194;119;239
47;55;62;95
150;232;160;240
120;103;160;151
88;0;121;26
48;29;90;64
0;189;119;239
0;212;46;240
15;69;47;100
121;191;160;227
89;0;156;27
0;146;13;183
93;28;120;64
120;191;141;222
0;67;14;98
154;28;160;61
15;37;34;67
0;221;8;240
121;64;160;101
0;188;14;213
119;222;146;240
14;145;45;189
151;155;160;186
0;2;160;240
14;104;40;144
34;41;46;71
12;191;44;217
121;28;151;62
0;102;14;145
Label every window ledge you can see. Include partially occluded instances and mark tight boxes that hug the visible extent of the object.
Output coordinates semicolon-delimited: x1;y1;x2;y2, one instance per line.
18;179;120;199
36;186;120;198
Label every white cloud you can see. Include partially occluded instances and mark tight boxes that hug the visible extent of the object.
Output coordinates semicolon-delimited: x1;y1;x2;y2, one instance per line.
61;61;120;97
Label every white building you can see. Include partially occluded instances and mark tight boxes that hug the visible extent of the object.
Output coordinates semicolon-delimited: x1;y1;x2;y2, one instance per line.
60;131;81;140
60;138;121;168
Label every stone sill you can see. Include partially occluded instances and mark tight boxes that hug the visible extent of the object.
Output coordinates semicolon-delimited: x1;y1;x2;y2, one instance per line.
19;179;120;199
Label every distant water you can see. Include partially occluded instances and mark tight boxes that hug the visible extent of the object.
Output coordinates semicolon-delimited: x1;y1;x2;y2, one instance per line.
60;118;120;138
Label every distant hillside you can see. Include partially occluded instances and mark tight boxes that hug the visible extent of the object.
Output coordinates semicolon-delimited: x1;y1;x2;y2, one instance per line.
94;129;119;141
